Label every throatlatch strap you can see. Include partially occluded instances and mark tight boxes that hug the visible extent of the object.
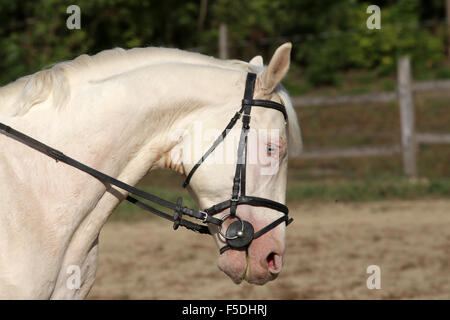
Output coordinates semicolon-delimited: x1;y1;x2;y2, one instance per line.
182;105;245;188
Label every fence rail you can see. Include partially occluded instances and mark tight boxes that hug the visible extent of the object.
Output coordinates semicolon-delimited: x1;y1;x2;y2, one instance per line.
298;145;402;160
293;56;450;177
291;92;397;107
416;133;450;144
291;80;450;107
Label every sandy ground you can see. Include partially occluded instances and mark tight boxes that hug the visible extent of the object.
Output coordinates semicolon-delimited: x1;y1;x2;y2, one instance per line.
88;199;450;299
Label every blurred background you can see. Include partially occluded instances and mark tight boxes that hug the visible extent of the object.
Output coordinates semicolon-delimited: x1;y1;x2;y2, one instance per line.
1;0;449;299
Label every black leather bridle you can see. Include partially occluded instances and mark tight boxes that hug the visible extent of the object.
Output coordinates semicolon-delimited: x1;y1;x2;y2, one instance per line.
0;72;292;254
182;73;292;253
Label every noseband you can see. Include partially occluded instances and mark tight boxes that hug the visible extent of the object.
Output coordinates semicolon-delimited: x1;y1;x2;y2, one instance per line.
0;72;293;254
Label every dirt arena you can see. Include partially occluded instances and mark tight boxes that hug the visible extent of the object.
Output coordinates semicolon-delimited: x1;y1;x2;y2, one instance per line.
88;199;450;299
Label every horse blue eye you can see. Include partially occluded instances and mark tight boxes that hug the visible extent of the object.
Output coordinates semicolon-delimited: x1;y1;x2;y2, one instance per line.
267;145;277;154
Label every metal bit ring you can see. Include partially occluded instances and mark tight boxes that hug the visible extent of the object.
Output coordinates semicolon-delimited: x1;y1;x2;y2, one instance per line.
217;213;244;240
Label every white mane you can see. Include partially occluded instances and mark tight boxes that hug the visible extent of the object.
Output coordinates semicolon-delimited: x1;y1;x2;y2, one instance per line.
0;47;248;117
0;46;302;156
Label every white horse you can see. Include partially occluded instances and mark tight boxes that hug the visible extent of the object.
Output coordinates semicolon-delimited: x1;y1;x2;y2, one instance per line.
0;43;302;299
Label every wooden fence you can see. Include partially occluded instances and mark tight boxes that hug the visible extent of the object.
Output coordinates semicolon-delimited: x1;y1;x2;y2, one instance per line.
292;56;450;177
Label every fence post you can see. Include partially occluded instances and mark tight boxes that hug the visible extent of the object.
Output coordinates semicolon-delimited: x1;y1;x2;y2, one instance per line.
397;56;417;177
219;23;228;59
446;0;450;61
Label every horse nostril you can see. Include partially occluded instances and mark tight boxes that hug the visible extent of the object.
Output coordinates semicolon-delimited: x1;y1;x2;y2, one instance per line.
267;252;275;267
266;252;282;274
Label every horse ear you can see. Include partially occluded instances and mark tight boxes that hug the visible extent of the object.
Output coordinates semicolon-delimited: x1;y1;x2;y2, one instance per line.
261;42;292;93
249;55;263;67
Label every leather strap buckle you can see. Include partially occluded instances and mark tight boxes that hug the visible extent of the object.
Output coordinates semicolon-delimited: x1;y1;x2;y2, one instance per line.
173;197;183;230
201;211;209;223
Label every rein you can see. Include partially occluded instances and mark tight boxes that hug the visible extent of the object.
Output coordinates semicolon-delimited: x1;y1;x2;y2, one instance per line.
0;121;217;234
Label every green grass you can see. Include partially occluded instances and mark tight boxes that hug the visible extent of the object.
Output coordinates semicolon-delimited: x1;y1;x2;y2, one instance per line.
286;177;450;203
